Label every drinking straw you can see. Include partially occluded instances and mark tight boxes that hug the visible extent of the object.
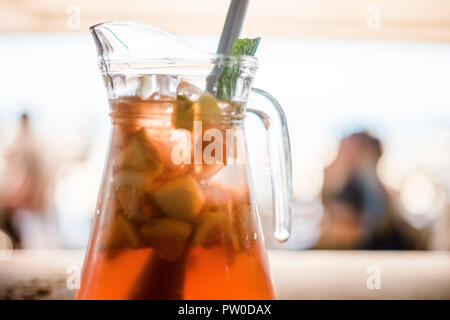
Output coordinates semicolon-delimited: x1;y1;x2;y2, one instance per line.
217;0;249;54
130;2;251;299
206;0;249;94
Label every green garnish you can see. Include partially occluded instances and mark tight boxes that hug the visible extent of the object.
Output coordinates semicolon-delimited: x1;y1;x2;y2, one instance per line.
231;38;261;56
216;37;261;101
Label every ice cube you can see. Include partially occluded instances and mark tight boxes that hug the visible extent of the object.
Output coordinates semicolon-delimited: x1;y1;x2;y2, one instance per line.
176;80;204;101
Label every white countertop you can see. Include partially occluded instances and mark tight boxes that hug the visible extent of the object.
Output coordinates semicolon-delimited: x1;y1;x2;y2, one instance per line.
0;249;448;299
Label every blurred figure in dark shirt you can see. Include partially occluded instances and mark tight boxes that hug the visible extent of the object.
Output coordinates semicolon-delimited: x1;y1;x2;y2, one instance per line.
316;131;413;250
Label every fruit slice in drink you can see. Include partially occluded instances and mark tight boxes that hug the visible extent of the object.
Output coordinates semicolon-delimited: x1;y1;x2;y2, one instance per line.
102;199;143;251
151;175;205;221
114;170;155;221
117;128;163;174
140;217;193;261
192;207;228;247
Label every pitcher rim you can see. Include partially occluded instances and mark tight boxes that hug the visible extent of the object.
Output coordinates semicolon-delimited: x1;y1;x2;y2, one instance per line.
90;21;259;70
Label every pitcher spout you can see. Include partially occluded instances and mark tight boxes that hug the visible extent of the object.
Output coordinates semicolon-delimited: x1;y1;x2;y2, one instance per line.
90;21;206;64
90;22;132;62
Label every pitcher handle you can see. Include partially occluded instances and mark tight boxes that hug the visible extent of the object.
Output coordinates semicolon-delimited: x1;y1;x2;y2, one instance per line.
247;88;292;242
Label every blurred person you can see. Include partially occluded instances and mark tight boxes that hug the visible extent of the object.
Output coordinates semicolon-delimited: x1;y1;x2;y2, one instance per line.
316;131;415;250
0;112;59;248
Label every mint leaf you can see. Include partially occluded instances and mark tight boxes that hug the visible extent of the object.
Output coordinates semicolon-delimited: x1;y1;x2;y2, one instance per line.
216;38;260;101
232;37;261;56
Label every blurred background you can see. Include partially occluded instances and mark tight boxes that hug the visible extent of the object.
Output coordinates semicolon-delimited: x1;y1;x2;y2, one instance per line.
0;0;449;252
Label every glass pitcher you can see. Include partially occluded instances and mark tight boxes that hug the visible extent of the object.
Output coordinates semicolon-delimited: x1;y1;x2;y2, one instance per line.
77;22;292;300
